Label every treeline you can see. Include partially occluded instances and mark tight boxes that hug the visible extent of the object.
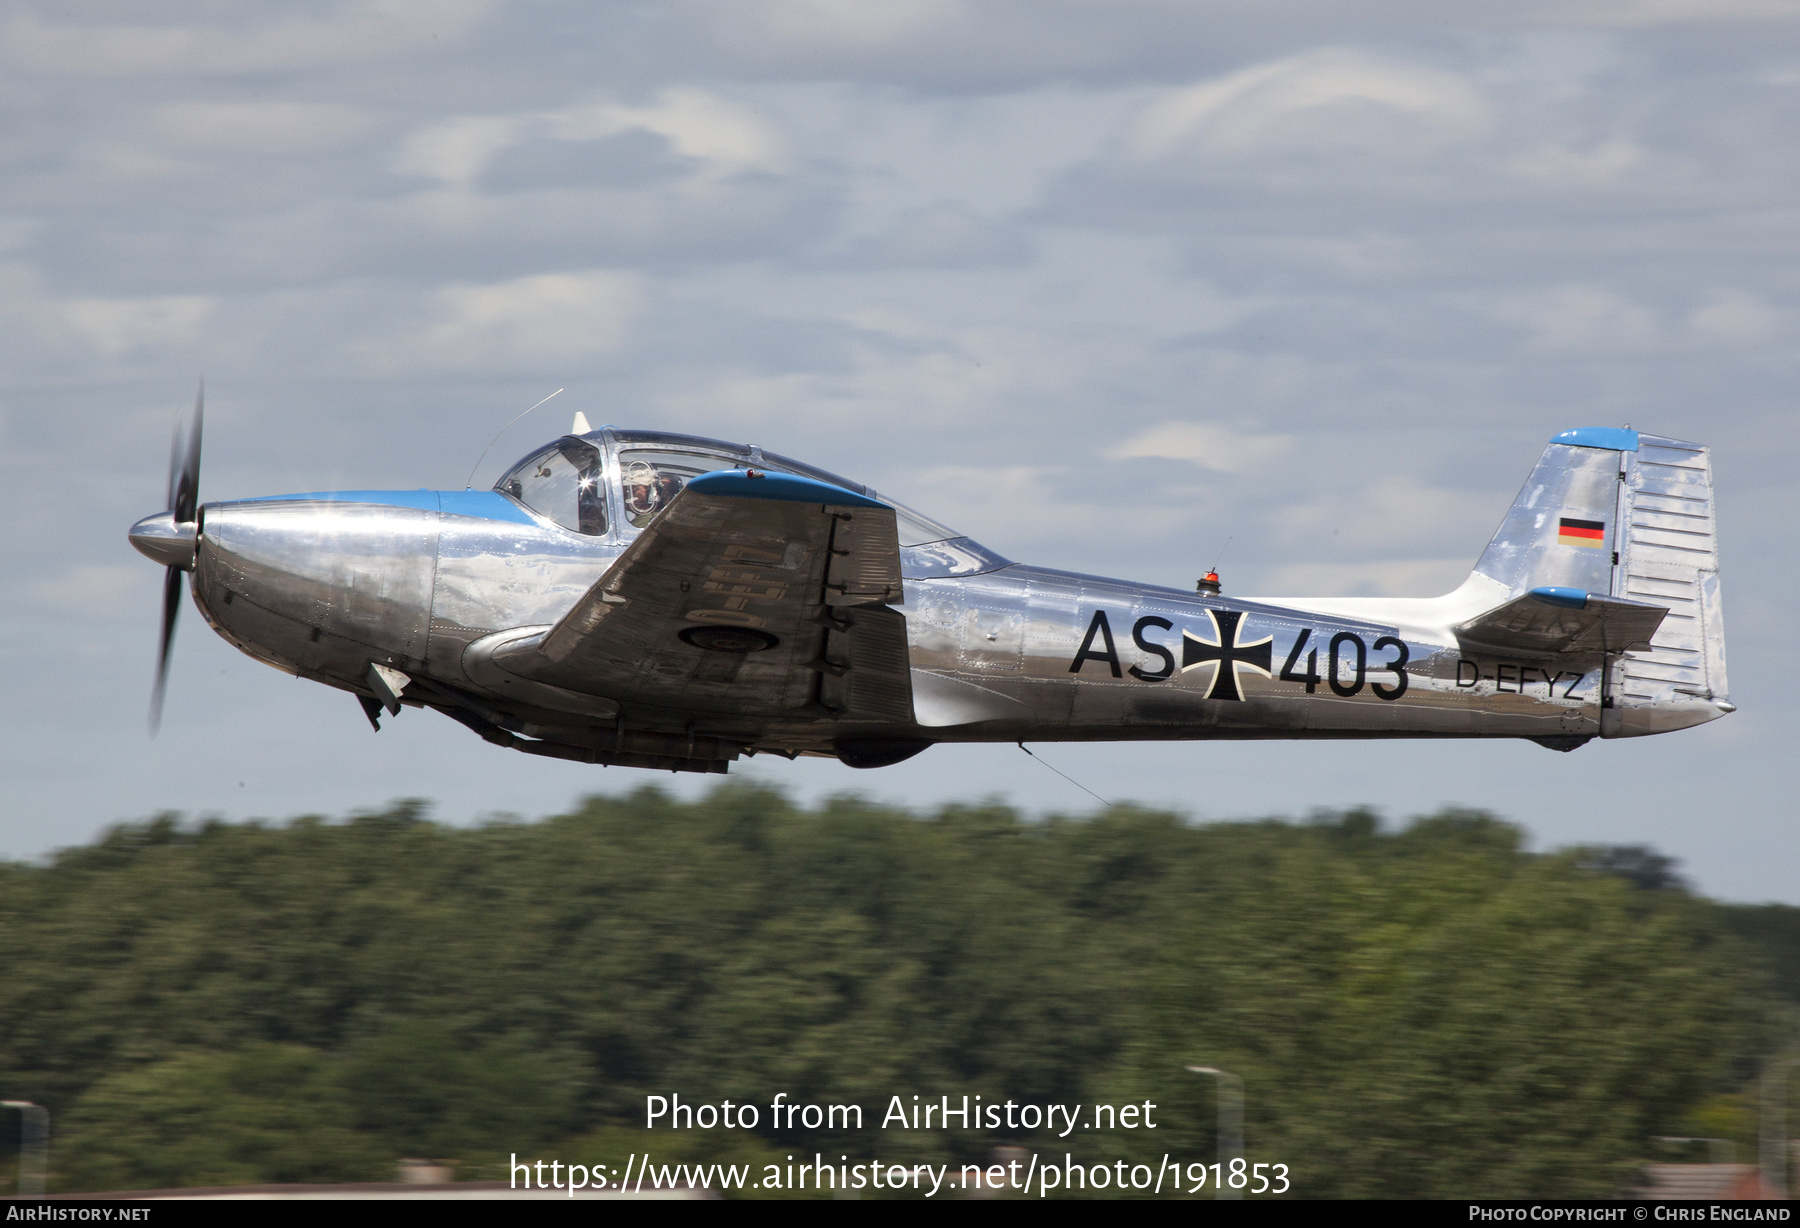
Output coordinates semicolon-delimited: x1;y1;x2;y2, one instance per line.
0;785;1792;1197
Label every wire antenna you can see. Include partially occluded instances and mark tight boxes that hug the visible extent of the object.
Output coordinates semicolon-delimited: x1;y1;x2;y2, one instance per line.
1209;535;1234;574
1018;743;1113;809
464;388;565;490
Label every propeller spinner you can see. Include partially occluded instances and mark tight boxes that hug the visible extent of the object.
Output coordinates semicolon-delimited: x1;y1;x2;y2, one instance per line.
128;384;204;733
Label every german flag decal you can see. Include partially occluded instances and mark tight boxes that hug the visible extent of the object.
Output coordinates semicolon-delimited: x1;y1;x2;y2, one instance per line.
1557;517;1606;548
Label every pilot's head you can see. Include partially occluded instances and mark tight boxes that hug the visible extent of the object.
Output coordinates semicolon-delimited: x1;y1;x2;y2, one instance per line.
622;460;661;515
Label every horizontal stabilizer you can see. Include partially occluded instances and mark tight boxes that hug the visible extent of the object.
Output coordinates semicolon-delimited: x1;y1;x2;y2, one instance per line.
1455;587;1667;658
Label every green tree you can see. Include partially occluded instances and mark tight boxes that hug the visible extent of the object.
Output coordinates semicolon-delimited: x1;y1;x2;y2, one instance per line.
57;1044;377;1190
0;787;1787;1197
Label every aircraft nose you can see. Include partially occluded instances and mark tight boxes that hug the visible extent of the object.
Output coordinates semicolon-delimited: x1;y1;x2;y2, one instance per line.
129;511;199;571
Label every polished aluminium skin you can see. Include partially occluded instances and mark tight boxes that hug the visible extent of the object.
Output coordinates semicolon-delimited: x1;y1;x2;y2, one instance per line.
129;417;1731;774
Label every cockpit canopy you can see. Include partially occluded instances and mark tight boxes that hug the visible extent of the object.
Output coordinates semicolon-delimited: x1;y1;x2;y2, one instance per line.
496;436;608;536
496;427;960;546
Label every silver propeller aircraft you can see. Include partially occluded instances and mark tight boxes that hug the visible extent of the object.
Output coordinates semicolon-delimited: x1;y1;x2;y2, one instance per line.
129;395;1730;774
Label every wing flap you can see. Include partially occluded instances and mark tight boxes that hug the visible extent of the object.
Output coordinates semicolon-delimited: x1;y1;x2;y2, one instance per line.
817;604;915;722
824;510;904;606
503;470;911;720
1454;587;1668;658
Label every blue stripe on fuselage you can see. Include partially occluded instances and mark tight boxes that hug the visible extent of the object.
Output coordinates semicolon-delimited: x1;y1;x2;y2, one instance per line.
233;490;537;525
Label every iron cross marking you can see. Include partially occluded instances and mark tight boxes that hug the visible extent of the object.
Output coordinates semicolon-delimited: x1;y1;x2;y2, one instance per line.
1180;609;1274;701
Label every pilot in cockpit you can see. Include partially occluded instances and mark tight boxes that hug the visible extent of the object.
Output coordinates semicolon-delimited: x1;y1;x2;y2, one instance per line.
622;459;682;527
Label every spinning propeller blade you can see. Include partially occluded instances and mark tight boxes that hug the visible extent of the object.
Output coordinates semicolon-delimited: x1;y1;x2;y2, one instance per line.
172;383;202;525
149;383;203;734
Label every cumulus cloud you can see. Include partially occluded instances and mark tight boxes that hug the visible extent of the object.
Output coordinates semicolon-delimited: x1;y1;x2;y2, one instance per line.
548;91;790;176
362;271;641;372
1505;138;1643;185
29;564;145;617
1271;477;1499;559
395;90;788;190
1127;50;1488;160
1;1;496;77
1104;422;1291;472
62;294;215;356
1533;0;1800;26
1489;285;1661;353
1688;290;1785;345
393;117;524;187
1252;557;1474;599
654;1;1800;89
838;202;1031;268
149;102;382;155
889;463;1122;548
710;0;964;52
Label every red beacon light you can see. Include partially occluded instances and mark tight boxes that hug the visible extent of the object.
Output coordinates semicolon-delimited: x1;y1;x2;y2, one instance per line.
1197;570;1221;595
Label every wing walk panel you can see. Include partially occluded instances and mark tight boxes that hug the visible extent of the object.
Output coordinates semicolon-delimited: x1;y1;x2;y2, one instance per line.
498;471;911;720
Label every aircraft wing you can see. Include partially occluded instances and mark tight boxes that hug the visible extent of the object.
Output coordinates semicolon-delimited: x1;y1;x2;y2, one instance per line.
1454;587;1669;658
493;470;913;721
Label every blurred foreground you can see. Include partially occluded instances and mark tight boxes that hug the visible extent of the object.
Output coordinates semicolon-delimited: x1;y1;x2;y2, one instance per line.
0;785;1794;1198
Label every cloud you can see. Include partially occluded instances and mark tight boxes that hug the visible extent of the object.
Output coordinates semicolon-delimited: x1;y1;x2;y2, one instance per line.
395;91;789;190
1;1;496;76
652;1;1800;90
838;202;1031;268
29;564;145;617
1104;422;1291;472
894;464;1103;546
1489;285;1660;352
1271;477;1499;559
715;0;963;52
1127;50;1488;160
393;117;526;187
1252;557;1474;599
1688;290;1785;345
1506;138;1642;185
63;294;214;356
149;102;382;155
1041;40;1725;254
362;271;642;372
549;90;790;176
1528;0;1800;26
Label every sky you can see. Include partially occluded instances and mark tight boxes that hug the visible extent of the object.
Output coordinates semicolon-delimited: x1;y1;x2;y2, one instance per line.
2;0;1796;901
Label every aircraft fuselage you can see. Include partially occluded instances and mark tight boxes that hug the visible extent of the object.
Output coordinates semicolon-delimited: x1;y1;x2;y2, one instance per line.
133;423;1727;774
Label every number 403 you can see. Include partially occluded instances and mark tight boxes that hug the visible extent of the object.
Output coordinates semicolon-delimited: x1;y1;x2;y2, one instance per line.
1279;629;1409;701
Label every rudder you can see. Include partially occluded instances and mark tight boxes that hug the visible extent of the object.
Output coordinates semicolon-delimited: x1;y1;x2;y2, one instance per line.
1611;432;1729;731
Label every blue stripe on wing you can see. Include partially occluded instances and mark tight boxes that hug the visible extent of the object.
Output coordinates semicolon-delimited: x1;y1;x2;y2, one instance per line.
687;469;890;509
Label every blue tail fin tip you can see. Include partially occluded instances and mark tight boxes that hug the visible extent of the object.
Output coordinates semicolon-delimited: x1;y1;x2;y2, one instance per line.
1552;427;1639;452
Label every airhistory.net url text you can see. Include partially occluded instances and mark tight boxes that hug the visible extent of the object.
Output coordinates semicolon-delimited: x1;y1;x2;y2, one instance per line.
510;1152;1290;1197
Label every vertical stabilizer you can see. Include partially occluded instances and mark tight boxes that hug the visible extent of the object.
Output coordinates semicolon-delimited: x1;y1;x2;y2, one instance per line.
1471;428;1634;599
1469;427;1729;737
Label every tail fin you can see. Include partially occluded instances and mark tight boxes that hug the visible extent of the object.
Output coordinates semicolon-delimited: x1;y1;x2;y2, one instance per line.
1471;427;1730;734
1472;427;1635;599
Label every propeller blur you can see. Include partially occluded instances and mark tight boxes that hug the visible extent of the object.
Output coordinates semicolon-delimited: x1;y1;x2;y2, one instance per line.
129;384;203;733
